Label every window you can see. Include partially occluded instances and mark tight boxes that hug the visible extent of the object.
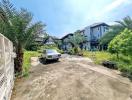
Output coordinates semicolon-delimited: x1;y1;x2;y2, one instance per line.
104;27;106;32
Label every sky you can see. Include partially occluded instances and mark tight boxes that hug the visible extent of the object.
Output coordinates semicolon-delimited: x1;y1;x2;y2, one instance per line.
11;0;132;38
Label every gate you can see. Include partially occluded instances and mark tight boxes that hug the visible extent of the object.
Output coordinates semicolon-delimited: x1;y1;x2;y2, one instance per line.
0;33;15;100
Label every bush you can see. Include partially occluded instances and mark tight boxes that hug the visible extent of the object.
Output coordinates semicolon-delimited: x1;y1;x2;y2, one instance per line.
67;47;83;55
118;63;132;78
108;29;132;57
68;48;75;55
25;44;39;51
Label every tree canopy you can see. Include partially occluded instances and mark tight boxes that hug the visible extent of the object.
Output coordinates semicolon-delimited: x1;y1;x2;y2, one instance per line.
100;16;132;46
67;32;87;48
0;0;45;74
108;28;132;57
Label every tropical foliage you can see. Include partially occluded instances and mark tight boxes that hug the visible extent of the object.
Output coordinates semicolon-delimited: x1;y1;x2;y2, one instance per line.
106;18;132;78
100;25;124;45
108;28;132;57
100;16;132;46
0;0;45;75
67;32;87;54
97;17;132;78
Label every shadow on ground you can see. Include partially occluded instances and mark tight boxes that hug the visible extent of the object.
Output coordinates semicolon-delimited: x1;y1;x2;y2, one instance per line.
39;58;60;65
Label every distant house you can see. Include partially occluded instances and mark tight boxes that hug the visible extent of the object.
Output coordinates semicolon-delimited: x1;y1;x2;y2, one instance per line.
61;22;109;51
61;33;73;51
35;33;47;44
80;22;109;50
35;34;44;44
35;32;57;45
43;36;56;45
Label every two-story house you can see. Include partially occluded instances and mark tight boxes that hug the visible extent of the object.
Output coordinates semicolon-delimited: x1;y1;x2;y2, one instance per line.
82;23;109;50
61;22;109;51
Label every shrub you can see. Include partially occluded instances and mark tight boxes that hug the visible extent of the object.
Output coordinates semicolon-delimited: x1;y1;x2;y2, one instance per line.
118;62;132;78
68;48;75;55
108;29;132;57
67;47;83;55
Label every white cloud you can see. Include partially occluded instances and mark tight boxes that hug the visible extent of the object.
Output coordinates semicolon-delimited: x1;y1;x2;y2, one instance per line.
104;0;130;13
95;0;132;20
57;0;132;36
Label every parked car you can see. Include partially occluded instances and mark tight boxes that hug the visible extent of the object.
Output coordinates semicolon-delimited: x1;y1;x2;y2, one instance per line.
41;49;61;63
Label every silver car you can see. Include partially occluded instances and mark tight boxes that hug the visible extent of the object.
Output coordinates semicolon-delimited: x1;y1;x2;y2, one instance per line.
41;49;61;63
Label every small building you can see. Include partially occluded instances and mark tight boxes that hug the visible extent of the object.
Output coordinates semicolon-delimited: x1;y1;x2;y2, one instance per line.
61;33;73;51
35;33;47;44
43;36;56;45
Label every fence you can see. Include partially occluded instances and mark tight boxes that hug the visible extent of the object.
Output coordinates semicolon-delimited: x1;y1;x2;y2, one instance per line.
0;33;15;100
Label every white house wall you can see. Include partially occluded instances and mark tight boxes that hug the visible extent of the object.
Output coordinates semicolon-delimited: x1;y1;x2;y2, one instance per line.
83;24;109;50
84;26;91;41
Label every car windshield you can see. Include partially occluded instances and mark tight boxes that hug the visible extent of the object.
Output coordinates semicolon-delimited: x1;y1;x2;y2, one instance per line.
46;49;57;53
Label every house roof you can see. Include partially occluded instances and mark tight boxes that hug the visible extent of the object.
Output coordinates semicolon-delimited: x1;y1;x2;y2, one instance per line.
35;37;43;42
60;22;109;40
75;29;85;33
90;22;109;28
61;33;73;40
43;36;53;43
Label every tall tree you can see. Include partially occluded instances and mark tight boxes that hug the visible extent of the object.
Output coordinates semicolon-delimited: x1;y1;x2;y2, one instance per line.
0;0;44;74
116;16;132;30
100;25;124;45
67;32;87;53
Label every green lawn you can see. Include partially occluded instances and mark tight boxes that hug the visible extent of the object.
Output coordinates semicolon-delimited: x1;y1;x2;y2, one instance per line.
82;51;114;64
23;51;40;76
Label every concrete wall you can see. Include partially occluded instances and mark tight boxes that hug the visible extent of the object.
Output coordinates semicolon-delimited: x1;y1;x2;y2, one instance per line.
0;33;15;100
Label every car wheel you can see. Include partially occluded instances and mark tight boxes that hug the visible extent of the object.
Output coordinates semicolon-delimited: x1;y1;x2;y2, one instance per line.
43;58;47;64
56;58;59;61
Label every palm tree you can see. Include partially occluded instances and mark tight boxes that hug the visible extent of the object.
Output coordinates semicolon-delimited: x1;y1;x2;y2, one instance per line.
67;32;87;54
116;16;132;30
0;0;44;74
100;16;132;47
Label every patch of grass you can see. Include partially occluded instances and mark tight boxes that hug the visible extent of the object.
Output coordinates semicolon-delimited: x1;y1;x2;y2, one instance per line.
82;51;114;64
23;51;40;77
83;50;132;79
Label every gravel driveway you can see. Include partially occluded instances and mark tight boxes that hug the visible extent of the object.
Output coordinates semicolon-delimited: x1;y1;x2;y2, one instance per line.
11;55;132;100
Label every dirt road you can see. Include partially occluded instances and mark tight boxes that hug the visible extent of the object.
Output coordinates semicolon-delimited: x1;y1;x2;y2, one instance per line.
11;55;132;100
